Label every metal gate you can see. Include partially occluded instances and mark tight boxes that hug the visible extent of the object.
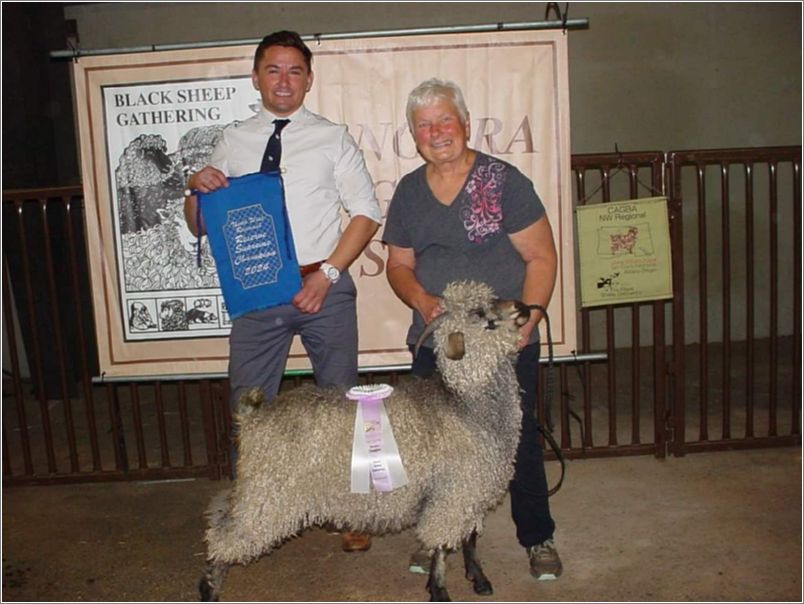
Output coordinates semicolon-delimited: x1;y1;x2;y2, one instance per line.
3;146;800;485
667;147;801;454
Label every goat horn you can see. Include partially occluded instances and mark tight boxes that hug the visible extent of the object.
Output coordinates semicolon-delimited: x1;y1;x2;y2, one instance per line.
414;312;450;358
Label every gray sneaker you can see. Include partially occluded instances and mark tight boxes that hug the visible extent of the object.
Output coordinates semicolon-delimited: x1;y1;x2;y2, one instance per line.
408;549;431;574
527;539;563;580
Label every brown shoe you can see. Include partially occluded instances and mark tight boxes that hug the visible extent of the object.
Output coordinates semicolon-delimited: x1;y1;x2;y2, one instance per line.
527;539;563;580
341;531;372;552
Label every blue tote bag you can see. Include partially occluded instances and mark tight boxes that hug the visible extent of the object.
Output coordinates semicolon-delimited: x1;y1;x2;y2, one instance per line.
198;172;301;319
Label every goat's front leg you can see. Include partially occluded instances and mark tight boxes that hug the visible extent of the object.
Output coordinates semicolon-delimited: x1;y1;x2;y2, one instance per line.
426;547;451;602
462;530;492;595
199;559;229;602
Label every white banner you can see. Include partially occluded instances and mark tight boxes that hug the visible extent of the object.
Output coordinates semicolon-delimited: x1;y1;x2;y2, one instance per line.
73;29;576;377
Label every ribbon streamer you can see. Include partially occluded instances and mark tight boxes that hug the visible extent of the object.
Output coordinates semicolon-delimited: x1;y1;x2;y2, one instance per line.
348;385;408;493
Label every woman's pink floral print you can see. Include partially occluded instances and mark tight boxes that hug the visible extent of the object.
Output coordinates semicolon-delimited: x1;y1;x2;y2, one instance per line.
461;160;506;243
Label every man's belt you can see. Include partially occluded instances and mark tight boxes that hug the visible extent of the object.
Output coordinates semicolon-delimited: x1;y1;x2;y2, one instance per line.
299;261;323;278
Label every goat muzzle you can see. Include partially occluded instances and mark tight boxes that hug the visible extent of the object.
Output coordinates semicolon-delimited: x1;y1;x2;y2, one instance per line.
491;299;531;327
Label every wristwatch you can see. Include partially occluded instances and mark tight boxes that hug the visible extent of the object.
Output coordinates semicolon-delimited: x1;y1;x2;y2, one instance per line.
319;262;341;284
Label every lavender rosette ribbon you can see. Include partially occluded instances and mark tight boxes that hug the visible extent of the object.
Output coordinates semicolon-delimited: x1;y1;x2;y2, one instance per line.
347;385;408;493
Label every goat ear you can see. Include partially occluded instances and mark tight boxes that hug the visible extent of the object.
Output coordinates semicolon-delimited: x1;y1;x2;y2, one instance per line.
445;332;465;360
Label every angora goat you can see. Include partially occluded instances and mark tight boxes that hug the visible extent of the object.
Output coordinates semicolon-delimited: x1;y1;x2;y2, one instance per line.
199;280;531;602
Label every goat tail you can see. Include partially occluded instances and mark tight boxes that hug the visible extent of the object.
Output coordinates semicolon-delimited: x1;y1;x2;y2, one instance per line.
236;387;265;416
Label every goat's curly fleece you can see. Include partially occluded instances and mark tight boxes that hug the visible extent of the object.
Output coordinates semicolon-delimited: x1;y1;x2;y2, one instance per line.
205;280;524;563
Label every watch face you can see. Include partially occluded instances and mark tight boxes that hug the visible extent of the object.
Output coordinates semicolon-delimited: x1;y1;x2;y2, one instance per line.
322;264;340;282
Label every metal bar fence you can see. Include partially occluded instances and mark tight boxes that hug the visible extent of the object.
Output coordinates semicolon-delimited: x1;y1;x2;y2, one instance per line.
667;147;801;455
569;151;668;459
2;190;226;485
2;148;800;485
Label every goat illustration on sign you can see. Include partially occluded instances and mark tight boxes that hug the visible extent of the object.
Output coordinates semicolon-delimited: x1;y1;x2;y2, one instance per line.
596;222;654;258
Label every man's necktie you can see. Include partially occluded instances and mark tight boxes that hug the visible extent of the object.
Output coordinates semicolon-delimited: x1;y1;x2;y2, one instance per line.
260;118;290;173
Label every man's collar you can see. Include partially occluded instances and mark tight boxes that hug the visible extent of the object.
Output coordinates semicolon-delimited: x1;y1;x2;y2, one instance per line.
258;105;308;124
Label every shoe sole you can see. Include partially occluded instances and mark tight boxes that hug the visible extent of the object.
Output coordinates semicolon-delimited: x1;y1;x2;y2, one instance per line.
532;571;561;581
341;532;372;552
342;545;371;552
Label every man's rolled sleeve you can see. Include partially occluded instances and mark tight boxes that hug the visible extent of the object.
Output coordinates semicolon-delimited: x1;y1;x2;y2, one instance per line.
207;129;231;175
334;127;382;224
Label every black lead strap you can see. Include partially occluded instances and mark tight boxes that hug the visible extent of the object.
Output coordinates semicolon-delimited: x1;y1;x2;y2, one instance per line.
526;303;565;497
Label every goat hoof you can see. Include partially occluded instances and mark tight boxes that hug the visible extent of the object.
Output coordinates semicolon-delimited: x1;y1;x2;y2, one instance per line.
465;570;493;595
428;589;452;602
472;578;493;596
199;576;218;602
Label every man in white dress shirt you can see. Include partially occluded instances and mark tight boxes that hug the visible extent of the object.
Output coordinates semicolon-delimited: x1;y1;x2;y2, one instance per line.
184;34;381;543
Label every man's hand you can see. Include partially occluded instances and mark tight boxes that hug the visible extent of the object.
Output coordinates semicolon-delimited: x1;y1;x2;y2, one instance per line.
184;166;229;235
292;270;332;314
187;166;229;194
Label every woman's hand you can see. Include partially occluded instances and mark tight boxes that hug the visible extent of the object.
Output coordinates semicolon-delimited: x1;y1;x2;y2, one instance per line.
414;292;444;324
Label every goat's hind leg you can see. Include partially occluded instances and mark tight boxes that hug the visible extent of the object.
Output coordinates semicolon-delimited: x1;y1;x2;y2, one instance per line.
199;558;229;602
462;530;492;595
426;547;452;602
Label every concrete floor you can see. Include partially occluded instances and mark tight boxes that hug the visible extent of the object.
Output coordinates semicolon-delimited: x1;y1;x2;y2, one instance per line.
2;446;801;602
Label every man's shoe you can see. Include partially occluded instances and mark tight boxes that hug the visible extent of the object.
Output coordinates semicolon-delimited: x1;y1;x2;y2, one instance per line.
527;539;563;580
341;531;372;552
408;548;431;574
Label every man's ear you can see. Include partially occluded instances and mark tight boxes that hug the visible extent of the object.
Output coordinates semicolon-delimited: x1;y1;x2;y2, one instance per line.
306;70;314;92
251;70;259;90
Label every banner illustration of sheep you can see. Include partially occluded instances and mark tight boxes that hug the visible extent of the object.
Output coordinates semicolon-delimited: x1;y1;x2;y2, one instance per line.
104;78;261;341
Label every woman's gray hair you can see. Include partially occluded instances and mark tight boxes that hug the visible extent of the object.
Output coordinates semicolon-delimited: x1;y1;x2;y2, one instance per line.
406;78;470;131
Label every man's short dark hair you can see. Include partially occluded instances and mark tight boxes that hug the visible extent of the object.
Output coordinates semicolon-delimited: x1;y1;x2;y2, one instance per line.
253;30;313;72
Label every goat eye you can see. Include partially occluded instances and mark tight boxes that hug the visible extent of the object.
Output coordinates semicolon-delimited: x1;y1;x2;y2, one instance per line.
485;319;497;331
470;308;486;320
